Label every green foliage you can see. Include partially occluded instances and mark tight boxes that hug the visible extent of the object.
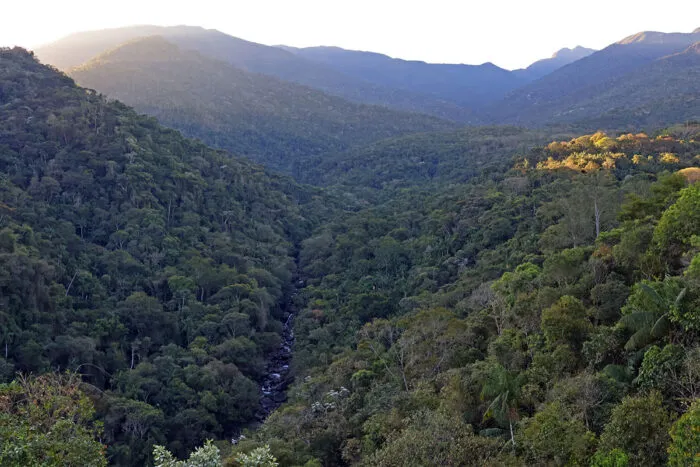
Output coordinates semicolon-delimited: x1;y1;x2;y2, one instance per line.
667;400;700;466
636;345;685;395
620;278;690;350
3;46;700;466
365;410;500;467
518;401;595;465
598;393;673;466
250;128;700;465
541;295;592;351
0;47;320;463
590;449;629;467
653;184;700;267
0;373;107;466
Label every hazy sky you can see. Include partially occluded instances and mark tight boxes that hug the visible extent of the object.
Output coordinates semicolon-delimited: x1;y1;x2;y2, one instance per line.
2;0;699;69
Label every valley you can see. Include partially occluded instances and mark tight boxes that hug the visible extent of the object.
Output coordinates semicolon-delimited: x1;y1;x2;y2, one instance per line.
1;17;699;467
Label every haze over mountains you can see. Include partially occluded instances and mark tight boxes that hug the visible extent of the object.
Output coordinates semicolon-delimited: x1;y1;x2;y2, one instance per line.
69;35;453;174
35;24;699;138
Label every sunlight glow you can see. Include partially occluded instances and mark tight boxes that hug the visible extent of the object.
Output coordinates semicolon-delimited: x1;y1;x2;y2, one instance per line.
2;0;699;69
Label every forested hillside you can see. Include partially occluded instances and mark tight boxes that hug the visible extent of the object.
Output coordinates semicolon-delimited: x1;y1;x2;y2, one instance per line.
0;47;323;465
68;36;454;174
36;25;700;130
294;126;562;191
229;127;700;466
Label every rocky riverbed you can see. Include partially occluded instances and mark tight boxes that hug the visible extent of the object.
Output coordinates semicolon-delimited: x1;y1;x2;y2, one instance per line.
253;282;302;422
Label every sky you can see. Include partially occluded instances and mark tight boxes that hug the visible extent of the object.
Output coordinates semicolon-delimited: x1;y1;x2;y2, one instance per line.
2;0;699;69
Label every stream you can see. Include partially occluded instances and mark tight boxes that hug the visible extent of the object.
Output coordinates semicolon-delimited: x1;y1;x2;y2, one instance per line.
253;279;302;422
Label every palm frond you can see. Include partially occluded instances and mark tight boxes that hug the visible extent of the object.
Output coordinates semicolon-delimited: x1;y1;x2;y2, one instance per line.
620;311;657;331
650;315;671;339
624;328;653;350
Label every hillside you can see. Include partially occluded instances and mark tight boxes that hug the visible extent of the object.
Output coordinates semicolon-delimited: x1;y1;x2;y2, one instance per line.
69;36;454;173
487;29;700;125
0;46;323;465
295;126;559;190
230;127;700;466
571;41;700;128
35;25;477;122
281;45;527;110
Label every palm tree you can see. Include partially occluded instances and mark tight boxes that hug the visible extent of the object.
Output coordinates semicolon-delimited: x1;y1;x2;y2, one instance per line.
481;362;524;452
620;279;686;350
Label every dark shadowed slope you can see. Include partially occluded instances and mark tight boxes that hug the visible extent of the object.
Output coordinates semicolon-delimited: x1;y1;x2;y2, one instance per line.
280;45;528;110
563;41;700;129
487;28;700;125
69;36;455;174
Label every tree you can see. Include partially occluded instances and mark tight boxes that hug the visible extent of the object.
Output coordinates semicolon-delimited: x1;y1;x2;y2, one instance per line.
598;392;672;466
153;440;222;467
590;449;629;467
0;373;107;467
365;410;499;467
518;401;595;465
541;296;592;352
667;399;700;466
619;279;687;350
479;362;525;451
653;184;700;267
235;445;278;467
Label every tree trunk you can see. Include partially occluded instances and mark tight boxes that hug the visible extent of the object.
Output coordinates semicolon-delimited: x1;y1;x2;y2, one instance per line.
509;419;516;452
594;198;601;238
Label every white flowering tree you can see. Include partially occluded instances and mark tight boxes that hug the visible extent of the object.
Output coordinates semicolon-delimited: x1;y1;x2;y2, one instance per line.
235;445;279;467
153;440;221;467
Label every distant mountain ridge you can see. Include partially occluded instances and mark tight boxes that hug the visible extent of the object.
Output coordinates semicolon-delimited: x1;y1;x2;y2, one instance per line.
513;46;596;81
69;35;454;174
486;28;700;126
279;45;528;110
35;25;478;122
35;25;599;122
34;24;700;131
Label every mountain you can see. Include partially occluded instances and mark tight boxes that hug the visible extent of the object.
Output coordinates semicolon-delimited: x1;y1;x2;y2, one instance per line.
280;45;528;110
34;25;477;122
487;28;700;125
571;41;700;128
69;36;454;174
513;46;596;81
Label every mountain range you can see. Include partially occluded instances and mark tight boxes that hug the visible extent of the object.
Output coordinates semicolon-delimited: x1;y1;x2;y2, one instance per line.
31;25;595;122
35;25;699;135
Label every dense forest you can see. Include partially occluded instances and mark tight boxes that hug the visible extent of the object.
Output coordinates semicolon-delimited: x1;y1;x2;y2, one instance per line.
230;127;700;466
1;21;700;467
0;47;326;465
